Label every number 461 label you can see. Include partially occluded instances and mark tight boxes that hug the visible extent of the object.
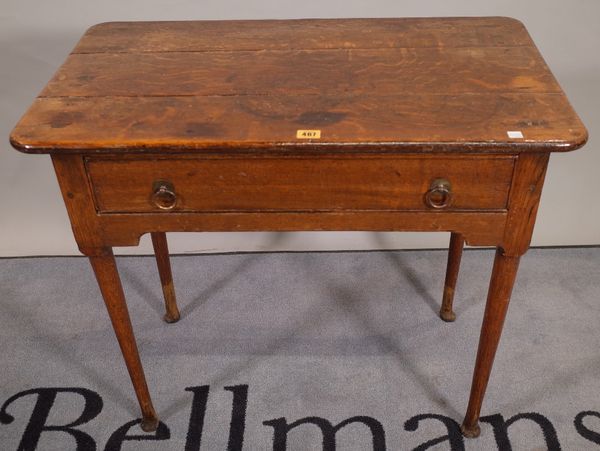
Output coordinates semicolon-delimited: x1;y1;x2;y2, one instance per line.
296;129;321;139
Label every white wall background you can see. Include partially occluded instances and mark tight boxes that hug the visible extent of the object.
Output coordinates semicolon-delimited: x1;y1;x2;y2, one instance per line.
1;0;598;256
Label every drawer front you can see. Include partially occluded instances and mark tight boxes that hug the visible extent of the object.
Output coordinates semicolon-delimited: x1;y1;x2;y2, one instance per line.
86;156;515;213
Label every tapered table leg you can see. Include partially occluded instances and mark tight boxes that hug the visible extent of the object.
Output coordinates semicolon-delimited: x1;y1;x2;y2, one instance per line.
89;250;159;432
151;232;180;323
461;248;520;438
440;232;464;322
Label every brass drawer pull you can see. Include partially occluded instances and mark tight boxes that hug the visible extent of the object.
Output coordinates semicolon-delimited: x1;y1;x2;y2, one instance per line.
425;178;452;209
151;180;177;210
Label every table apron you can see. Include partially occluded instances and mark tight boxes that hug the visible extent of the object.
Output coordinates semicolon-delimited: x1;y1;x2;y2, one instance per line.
89;210;507;248
50;152;551;256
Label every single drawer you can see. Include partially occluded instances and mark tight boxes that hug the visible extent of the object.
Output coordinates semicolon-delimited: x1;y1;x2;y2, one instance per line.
86;155;515;213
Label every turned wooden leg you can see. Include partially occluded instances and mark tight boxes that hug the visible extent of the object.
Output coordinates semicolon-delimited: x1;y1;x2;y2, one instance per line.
440;232;464;322
461;248;520;438
151;232;180;323
89;250;159;432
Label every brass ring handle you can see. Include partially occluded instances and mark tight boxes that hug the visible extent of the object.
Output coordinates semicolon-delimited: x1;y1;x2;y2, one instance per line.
151;180;177;210
424;178;453;209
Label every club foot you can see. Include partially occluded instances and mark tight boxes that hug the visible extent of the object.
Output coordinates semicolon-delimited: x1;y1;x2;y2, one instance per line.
163;312;180;323
140;416;159;432
439;309;457;322
460;422;481;438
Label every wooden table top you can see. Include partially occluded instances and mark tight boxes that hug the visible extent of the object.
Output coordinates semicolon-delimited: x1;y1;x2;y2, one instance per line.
10;17;587;155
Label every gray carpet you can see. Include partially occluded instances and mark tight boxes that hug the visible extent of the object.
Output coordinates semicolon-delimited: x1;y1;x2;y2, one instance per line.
1;247;600;450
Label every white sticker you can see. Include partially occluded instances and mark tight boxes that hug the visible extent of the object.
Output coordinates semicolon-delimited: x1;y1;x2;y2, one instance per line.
507;131;524;139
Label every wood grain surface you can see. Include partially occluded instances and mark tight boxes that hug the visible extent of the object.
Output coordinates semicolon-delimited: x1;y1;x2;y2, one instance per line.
10;17;587;154
41;47;560;97
73;18;534;53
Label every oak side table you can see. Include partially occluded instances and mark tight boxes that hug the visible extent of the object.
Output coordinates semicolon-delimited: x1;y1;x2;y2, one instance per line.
10;18;588;437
